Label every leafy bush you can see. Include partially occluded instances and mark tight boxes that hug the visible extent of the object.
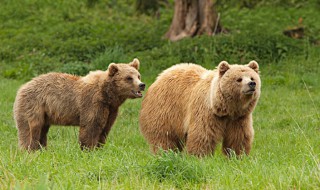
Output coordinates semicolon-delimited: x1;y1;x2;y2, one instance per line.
215;0;319;9
0;0;319;79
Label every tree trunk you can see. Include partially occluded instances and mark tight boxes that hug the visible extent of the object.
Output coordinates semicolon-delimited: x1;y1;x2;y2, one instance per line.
165;0;224;41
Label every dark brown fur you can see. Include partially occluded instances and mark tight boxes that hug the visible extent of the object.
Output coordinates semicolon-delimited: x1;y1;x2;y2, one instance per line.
14;59;144;151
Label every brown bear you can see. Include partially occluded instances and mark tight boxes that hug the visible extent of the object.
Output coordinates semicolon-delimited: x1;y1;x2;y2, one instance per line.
14;58;145;151
139;61;261;157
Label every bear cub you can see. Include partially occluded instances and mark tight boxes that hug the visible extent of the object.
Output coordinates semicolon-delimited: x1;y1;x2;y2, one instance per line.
14;58;145;151
139;61;261;157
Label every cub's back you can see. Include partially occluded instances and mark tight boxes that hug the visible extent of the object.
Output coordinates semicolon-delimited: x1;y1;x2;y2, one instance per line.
14;73;81;121
17;73;79;100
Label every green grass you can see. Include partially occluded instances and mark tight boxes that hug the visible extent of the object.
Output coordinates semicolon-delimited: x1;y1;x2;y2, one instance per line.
1;53;319;189
0;0;320;189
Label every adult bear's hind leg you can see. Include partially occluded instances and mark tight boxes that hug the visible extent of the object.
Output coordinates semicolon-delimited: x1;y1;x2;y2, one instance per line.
149;130;182;154
186;130;217;157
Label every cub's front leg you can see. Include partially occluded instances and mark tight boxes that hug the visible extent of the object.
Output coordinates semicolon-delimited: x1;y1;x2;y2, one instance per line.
79;107;109;150
97;108;118;147
222;114;254;157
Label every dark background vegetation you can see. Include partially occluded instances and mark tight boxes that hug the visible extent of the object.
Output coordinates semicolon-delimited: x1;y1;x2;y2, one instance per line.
0;0;319;81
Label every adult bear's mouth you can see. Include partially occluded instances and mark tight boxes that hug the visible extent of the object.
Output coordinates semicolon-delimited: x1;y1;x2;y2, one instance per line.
132;90;143;98
243;89;255;95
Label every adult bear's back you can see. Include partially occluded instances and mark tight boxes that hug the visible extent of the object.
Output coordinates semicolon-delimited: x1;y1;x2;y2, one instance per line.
139;63;208;153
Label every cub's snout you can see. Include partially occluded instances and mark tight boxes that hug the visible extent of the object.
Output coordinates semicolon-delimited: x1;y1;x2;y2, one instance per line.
139;83;146;91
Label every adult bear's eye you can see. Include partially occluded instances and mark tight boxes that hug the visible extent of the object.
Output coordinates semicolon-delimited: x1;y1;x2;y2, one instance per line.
237;78;242;82
126;76;133;81
251;77;254;81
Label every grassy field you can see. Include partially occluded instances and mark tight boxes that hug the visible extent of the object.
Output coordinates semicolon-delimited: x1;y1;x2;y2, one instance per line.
0;0;320;189
0;53;319;189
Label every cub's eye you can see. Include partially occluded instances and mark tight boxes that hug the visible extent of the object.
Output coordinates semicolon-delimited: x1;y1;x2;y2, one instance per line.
138;75;141;80
251;77;254;81
126;76;133;81
237;78;242;82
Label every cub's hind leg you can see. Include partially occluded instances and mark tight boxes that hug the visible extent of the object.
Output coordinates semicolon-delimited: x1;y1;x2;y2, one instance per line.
28;118;46;151
39;120;50;148
16;117;31;150
28;108;47;151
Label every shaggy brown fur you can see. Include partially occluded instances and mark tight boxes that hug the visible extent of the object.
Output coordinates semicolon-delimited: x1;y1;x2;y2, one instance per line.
139;61;261;157
14;58;145;151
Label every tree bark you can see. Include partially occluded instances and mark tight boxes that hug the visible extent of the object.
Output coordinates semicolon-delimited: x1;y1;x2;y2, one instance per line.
165;0;224;41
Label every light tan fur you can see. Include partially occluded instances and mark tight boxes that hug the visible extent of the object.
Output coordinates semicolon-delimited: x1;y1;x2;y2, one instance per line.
139;61;261;157
14;58;145;151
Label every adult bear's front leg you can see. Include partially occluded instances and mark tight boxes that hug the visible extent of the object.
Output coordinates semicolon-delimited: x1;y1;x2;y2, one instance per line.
222;114;254;157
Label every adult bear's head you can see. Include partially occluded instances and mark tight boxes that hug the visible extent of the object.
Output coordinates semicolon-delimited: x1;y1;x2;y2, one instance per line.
212;60;261;117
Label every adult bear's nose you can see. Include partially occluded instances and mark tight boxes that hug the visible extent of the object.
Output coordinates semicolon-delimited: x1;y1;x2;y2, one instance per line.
248;81;256;89
139;83;146;90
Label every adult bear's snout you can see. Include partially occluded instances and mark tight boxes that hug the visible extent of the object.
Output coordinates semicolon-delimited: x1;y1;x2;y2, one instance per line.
248;81;256;89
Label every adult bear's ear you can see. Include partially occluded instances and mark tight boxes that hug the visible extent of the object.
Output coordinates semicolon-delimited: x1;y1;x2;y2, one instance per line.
247;60;259;73
218;61;230;77
108;63;118;77
130;58;140;70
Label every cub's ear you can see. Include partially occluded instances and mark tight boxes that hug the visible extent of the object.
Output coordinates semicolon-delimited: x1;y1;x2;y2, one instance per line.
130;58;140;70
108;63;118;77
218;61;230;77
247;60;259;73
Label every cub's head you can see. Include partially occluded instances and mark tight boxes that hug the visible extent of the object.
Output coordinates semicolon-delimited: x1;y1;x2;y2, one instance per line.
108;58;145;99
217;60;261;103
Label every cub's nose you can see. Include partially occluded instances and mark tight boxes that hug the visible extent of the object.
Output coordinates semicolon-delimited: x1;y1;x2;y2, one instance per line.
248;81;256;89
139;83;146;90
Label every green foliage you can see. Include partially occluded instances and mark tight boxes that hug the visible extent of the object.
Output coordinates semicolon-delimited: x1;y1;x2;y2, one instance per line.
146;151;205;187
136;0;159;15
215;0;319;9
1;0;319;79
59;61;91;76
91;47;126;70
